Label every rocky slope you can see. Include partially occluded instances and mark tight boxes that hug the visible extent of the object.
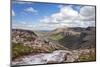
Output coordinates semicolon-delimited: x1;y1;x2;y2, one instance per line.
12;29;37;46
12;29;67;59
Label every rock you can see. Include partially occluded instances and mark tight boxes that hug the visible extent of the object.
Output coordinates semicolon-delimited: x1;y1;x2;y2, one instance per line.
12;50;79;65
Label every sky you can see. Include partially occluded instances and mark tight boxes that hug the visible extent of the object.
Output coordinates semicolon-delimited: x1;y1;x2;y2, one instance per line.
12;1;96;30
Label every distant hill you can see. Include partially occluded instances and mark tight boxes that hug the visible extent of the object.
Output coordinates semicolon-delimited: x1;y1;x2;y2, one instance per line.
52;27;85;33
49;27;96;50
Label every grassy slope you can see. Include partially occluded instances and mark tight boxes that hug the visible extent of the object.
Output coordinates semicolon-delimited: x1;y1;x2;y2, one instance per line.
49;33;63;41
12;42;54;59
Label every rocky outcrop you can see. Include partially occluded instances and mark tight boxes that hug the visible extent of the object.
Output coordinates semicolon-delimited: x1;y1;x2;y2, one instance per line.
12;29;37;46
12;48;95;65
12;50;77;65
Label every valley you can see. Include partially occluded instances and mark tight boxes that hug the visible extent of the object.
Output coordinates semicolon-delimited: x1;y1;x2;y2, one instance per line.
12;27;96;66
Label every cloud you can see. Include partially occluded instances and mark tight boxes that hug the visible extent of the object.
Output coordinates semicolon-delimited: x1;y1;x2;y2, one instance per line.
12;21;35;30
12;5;95;30
80;6;95;17
79;6;95;21
39;5;95;30
12;10;15;16
39;5;79;30
24;7;37;13
41;6;78;23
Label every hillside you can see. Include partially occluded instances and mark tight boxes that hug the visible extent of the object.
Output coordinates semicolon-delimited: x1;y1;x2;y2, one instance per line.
12;29;67;59
49;27;96;50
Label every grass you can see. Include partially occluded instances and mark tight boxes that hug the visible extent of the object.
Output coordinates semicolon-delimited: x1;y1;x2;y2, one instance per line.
12;42;36;59
79;50;96;62
49;33;63;40
12;42;54;59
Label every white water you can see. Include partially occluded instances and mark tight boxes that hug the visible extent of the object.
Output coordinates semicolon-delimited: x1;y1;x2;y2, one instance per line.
12;50;78;65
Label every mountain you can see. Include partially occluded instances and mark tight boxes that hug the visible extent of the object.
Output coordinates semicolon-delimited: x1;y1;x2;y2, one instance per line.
49;27;96;50
52;27;85;33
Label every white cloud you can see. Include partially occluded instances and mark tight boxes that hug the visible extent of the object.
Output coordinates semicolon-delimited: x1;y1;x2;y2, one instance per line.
12;10;15;16
41;6;78;23
12;21;35;30
80;6;95;17
12;5;95;30
39;5;95;30
24;7;37;13
79;6;95;21
39;6;79;30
